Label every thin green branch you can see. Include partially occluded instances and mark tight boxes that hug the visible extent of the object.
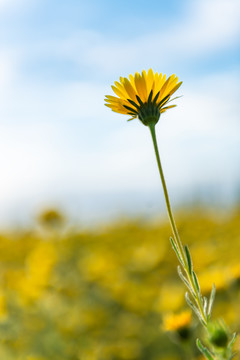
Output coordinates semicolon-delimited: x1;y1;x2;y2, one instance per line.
148;122;208;325
147;122;237;360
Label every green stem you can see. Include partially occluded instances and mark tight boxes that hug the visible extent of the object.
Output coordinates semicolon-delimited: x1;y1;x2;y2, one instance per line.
148;123;184;257
148;122;208;325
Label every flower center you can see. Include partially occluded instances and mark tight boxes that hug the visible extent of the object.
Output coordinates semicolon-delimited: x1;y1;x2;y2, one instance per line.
138;102;160;126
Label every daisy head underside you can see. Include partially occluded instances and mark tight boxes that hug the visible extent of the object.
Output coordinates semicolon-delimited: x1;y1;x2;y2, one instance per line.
105;69;182;126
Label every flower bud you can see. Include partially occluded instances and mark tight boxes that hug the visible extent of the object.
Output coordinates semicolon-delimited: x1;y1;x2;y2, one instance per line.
208;321;229;348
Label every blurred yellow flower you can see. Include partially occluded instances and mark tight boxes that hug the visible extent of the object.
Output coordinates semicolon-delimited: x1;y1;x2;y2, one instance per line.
18;242;57;302
163;310;192;332
79;348;100;360
103;341;141;360
37;208;65;228
79;249;119;281
229;262;240;283
0;293;7;319
105;69;182;125
0;209;239;359
155;283;185;312
130;242;166;272
198;267;230;294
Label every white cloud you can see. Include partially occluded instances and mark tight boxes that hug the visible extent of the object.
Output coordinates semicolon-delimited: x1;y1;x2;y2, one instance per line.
73;0;240;73
0;50;19;98
167;0;240;53
2;0;240;64
0;123;58;198
0;46;109;123
0;53;11;89
8;0;239;76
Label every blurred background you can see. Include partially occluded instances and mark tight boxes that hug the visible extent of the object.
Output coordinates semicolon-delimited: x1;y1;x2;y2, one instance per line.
0;0;239;226
0;0;240;359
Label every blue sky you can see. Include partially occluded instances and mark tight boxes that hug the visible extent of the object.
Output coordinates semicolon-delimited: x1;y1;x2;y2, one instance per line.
0;0;240;225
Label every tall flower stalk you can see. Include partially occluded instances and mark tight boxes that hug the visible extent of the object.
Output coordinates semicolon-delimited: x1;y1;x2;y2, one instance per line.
148;121;236;360
105;69;237;360
148;122;208;325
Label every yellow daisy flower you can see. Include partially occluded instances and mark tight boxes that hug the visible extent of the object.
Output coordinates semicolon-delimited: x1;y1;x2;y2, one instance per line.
163;310;192;332
163;310;192;341
105;69;182;126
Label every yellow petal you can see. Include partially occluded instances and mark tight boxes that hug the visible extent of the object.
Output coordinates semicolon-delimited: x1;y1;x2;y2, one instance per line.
168;81;183;97
146;68;154;95
164;76;179;95
122;77;137;101
106;70;182;119
105;103;128;115
134;72;147;102
158;75;174;100
129;74;136;90
111;85;127;100
105;95;121;102
153;73;166;99
161;105;177;110
114;81;129;99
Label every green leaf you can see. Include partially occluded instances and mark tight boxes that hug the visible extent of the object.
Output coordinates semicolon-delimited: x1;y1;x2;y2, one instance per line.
196;339;215;360
207;283;216;319
192;271;200;293
170;237;184;266
203;296;208;317
228;332;237;349
185;292;203;323
184;245;193;275
177;266;196;298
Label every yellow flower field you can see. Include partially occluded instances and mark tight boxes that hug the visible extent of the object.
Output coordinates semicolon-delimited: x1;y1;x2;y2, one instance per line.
0;207;239;359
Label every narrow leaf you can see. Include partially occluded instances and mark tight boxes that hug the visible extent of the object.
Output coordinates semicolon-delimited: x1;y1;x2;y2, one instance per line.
177;266;196;299
193;271;200;293
196;339;215;360
203;297;208;317
228;333;237;349
185;245;193;275
185;292;204;324
207;283;216;318
170;237;184;266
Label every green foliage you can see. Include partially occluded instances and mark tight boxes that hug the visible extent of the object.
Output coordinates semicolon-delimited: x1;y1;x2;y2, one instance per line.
197;339;215;360
208;284;216;320
184;245;193;275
